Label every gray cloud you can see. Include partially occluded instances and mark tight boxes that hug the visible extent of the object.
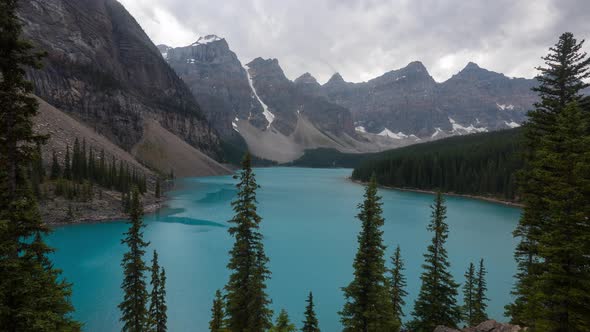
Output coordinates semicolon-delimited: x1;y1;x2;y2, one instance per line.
119;0;590;83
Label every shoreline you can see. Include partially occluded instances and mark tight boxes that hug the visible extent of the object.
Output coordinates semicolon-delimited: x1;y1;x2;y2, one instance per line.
349;178;524;208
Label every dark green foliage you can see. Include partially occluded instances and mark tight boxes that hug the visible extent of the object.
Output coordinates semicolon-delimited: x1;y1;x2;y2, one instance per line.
462;262;477;326
209;290;225;332
0;0;79;329
63;146;72;180
508;32;590;331
352;129;524;200
409;192;461;331
302;292;320;332
119;188;150;332
473;259;488;324
148;250;167;332
288;148;373;168
224;154;272;331
270;309;296;332
390;246;407;327
340;175;397;332
155;178;161;199
50;150;61;180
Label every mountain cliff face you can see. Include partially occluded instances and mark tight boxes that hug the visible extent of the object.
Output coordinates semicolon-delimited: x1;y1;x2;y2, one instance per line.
163;36;268;137
322;61;537;138
162;39;368;162
18;0;221;158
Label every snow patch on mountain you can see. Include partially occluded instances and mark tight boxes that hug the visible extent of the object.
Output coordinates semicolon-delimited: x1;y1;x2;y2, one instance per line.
378;128;409;139
232;118;239;133
431;127;444;138
191;35;222;46
244;65;275;129
497;103;515;110
355;126;367;133
505;121;520;128
448;117;488;134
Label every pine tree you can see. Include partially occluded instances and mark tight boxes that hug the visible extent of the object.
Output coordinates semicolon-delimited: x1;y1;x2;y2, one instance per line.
119;188;150;332
63;146;72;180
462;262;477;326
409;192;461;332
155;178;161;199
50;150;61;179
473;259;488;325
508;32;590;330
270;309;296;332
302;292;320;332
209;290;225;332
339;174;397;332
224;153;272;332
390;245;408;327
0;0;79;329
148;250;167;332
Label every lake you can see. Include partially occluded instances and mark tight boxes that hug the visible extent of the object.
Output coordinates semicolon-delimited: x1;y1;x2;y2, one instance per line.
47;167;521;331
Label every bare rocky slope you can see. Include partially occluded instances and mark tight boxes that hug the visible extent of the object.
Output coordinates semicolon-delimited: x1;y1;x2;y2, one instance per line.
18;0;223;162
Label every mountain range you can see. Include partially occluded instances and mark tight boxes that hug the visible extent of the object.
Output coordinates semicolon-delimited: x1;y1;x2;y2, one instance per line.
159;36;539;162
19;0;542;166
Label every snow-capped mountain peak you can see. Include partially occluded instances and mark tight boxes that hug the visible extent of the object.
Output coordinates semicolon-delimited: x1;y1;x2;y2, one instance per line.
191;35;223;46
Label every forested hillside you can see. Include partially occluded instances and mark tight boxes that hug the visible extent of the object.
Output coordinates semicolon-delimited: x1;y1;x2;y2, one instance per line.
352;129;524;200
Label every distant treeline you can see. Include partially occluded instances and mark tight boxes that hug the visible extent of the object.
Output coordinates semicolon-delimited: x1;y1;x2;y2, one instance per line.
351;129;524;200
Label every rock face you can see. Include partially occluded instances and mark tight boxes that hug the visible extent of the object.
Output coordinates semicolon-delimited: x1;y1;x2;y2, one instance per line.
322;62;537;138
18;0;221;157
162;39;374;162
164;36;268;137
433;320;525;332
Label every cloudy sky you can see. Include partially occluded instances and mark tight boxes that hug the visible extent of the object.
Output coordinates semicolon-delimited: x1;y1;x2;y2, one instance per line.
119;0;589;84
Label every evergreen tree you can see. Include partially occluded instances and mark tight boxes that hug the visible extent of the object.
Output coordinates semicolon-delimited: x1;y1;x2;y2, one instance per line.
270;309;296;332
339;174;397;332
148;250;167;332
508;32;590;330
473;259;488;325
63;146;72;180
409;192;461;331
462;262;477;326
389;245;408;327
155;178;161;199
119;188;150;332
224;153;272;332
50;150;61;180
0;0;79;329
302;292;320;332
209;290;225;332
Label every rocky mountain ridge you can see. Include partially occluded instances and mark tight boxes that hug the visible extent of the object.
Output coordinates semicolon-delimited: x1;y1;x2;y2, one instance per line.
160;35;539;162
18;0;224;166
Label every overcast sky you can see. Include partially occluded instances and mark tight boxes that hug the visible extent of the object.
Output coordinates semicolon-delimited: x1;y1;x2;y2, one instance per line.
119;0;590;84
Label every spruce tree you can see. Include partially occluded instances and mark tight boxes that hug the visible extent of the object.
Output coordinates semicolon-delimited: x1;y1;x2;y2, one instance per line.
155;178;161;199
462;262;477;326
270;309;296;332
0;0;79;329
119;188;150;332
508;32;590;330
50;150;61;180
390;245;408;327
148;250;167;332
63;146;72;180
339;174;396;332
209;290;225;332
409;192;461;331
224;153;272;331
302;291;320;332
473;259;488;325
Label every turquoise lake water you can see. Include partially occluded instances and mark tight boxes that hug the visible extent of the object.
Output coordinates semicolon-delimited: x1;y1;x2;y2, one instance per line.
47;167;521;331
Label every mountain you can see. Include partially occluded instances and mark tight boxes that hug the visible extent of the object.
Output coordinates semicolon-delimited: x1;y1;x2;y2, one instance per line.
163;38;412;162
164;35;268;137
322;61;537;138
18;0;226;172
